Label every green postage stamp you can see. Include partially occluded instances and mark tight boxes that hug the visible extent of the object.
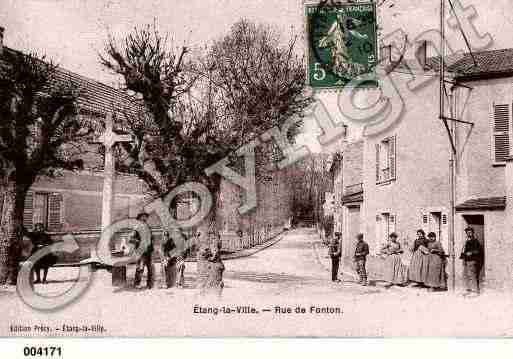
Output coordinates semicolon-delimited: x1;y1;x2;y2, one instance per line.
306;1;378;89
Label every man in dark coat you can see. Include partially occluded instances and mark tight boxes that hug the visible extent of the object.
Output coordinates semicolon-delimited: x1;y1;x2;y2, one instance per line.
460;227;483;297
130;212;154;289
159;229;177;289
329;232;342;282
30;223;57;284
354;233;369;286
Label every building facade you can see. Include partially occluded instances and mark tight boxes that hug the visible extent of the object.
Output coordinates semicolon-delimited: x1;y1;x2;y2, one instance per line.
338;48;513;290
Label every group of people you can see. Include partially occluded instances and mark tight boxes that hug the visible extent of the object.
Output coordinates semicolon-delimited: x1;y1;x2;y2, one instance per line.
128;212;225;295
20;211;222;293
329;232;369;286
127;212;189;290
328;226;484;296
384;229;446;291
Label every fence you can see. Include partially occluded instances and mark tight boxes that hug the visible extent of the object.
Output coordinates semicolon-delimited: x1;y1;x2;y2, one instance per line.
47;220;291;263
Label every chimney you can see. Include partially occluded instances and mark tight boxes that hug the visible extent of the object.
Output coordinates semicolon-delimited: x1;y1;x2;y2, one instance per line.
415;40;427;70
0;26;4;56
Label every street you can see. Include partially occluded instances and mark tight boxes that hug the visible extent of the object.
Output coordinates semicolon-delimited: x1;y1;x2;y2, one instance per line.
222;228;377;298
2;228;513;337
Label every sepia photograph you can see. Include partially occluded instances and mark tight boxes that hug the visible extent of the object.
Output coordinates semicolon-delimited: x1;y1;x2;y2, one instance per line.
1;0;513;343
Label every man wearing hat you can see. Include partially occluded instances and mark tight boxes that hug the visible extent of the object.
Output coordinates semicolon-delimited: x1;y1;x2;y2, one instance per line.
354;233;369;286
460;227;483;297
130;212;155;289
329;232;343;282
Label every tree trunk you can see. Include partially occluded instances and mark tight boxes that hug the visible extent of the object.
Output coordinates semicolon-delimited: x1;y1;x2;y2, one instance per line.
0;180;27;285
195;191;223;295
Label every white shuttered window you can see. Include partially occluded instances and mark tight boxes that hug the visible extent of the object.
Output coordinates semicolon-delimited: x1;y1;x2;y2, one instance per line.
492;103;512;163
375;135;397;183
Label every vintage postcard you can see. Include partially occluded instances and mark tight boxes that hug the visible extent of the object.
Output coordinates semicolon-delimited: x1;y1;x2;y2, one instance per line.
1;0;513;341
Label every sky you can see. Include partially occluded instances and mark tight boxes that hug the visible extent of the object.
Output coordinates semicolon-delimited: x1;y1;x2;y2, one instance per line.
3;0;512;84
2;0;513;152
1;0;304;85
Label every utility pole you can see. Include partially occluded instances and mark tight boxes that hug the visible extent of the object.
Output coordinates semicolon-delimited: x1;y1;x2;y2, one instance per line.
439;0;446;125
440;0;456;291
439;0;477;291
449;90;457;292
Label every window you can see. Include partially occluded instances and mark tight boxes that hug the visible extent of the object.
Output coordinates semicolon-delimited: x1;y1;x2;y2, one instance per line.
491;103;512;164
33;193;49;226
375;135;396;183
420;210;449;251
23;191;63;231
376;212;396;243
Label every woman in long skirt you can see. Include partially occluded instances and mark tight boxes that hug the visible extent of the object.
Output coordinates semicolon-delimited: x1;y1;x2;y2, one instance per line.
408;229;429;285
382;232;408;286
424;232;447;291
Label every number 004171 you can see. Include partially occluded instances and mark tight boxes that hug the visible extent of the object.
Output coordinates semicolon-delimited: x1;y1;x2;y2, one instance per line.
23;347;62;357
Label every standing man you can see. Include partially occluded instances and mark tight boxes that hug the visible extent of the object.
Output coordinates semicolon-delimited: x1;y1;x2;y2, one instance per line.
460;227;483;297
329;232;342;282
30;223;58;284
354;233;369;286
175;250;186;288
159;230;177;289
130;212;154;289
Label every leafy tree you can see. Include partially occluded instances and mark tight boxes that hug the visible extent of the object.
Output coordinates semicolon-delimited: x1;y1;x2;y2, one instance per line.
0;50;88;284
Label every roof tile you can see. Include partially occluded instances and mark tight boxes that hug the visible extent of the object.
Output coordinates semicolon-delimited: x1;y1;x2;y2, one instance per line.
455;196;506;211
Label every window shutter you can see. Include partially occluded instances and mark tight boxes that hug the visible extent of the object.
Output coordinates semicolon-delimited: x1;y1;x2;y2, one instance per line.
23;191;34;230
389;136;396;179
441;213;449;251
48;193;63;232
375;214;382;245
389;214;396;235
492;103;511;162
421;211;428;233
375;143;380;183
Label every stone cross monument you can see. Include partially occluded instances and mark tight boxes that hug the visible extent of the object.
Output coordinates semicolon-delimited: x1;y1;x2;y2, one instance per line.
95;113;132;232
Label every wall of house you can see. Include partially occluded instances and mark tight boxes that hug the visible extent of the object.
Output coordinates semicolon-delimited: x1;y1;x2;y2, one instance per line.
27;171;150;232
362;73;453;253
340;140;364;259
343;140;364;190
350;73;511;289
456;77;510;201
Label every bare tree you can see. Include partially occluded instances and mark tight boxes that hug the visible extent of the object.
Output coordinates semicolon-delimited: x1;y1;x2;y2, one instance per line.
100;24;194;197
200;19;310;149
100;19;312;292
0;50;87;284
289;154;332;227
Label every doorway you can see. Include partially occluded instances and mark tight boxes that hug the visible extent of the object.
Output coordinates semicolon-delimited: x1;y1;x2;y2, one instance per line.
463;214;485;284
345;205;361;259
